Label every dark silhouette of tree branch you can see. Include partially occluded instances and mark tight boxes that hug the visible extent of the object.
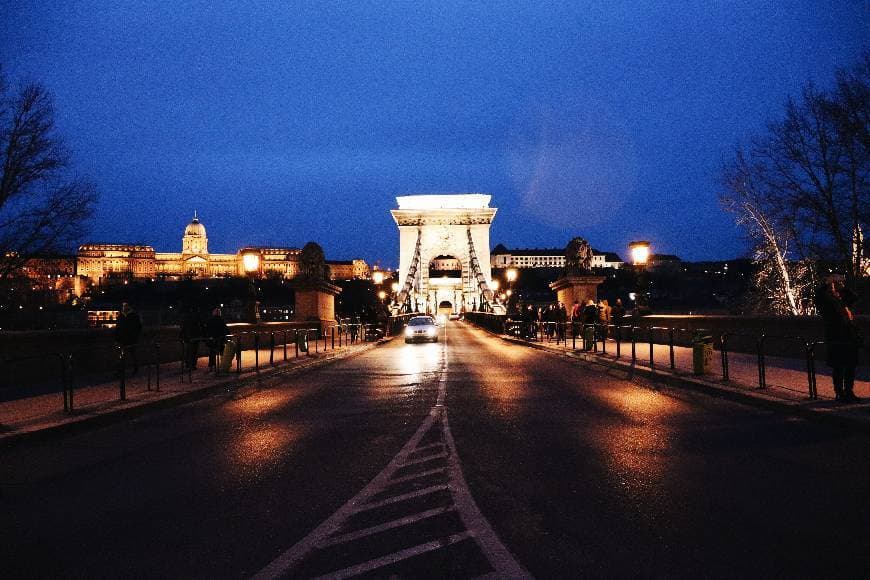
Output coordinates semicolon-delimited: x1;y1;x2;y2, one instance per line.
0;67;97;278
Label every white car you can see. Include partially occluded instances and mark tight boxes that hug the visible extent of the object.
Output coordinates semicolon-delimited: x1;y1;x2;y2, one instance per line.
404;316;439;343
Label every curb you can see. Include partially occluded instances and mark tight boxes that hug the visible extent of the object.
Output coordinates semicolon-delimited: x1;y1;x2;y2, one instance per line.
0;337;392;447
468;322;870;433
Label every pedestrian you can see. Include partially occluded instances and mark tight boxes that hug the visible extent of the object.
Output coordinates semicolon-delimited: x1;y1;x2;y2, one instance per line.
611;298;626;327
114;301;142;375
571;300;582;340
816;276;863;403
180;307;203;370
544;304;556;338
598;299;611;340
582;299;599;351
557;301;567;341
205;307;229;371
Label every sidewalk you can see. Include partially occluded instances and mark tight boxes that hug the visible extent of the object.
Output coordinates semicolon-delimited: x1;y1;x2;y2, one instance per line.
488;327;870;430
0;337;387;445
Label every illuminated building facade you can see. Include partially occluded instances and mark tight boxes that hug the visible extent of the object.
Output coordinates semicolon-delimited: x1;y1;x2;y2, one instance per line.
76;214;367;284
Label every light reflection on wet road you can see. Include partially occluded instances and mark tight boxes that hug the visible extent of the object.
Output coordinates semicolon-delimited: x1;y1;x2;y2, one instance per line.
1;321;868;578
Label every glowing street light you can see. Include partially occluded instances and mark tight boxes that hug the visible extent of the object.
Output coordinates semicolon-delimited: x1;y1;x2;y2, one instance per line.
506;268;518;283
391;282;399;293
629;241;651;266
372;270;385;285
491;279;500;291
628;240;651;313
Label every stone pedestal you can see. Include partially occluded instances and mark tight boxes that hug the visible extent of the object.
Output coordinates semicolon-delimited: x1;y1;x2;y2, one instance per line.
549;275;606;308
290;280;342;331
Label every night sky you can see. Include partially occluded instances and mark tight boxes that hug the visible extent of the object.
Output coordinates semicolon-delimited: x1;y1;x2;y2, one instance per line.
3;2;866;266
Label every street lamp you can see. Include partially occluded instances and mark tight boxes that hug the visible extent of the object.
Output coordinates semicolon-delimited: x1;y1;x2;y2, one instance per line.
505;268;518;313
629;241;650;267
629;241;651;314
372;270;385;285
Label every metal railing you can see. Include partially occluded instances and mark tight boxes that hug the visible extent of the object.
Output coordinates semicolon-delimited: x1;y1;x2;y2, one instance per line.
1;317;416;416
465;314;857;401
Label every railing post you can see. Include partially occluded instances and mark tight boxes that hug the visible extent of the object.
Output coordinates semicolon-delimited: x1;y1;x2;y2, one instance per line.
757;335;766;389
67;353;75;413
806;342;818;400
236;336;242;373
118;346;127;401
60;354;69;413
669;328;675;370
332;326;335;350
270;332;275;366
601;325;607;354
283;330;288;361
615;326;621;359
315;329;319;353
254;333;260;372
720;333;729;382
631;327;637;364
648;329;654;370
155;343;161;391
295;329;299;357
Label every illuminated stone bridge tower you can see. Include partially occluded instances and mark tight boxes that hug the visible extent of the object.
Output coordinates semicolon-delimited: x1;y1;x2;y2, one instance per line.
391;194;501;315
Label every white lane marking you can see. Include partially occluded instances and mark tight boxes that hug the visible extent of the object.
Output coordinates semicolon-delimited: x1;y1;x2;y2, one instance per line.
357;483;449;512
252;323;532;579
399;451;449;467
251;411;441;580
316;505;457;549
387;466;447;485
411;442;446;453
312;531;475;580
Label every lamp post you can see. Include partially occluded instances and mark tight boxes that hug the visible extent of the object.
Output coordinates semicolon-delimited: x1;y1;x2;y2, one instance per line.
629;240;651;314
506;268;518;313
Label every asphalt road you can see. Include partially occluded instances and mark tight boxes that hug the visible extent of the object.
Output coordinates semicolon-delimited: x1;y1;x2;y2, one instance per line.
2;321;869;578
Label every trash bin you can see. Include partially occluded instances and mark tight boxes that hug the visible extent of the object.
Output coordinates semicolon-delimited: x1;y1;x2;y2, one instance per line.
297;331;309;353
220;341;236;372
584;325;595;351
692;332;713;375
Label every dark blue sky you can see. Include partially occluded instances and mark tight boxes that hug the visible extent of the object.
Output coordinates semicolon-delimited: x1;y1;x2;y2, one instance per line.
3;2;867;266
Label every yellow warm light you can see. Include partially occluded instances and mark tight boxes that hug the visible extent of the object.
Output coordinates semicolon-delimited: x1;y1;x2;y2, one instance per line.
506;268;518;283
629;241;650;266
491;279;500;291
243;253;260;272
378;290;387;300
372;270;385;285
391;282;399;293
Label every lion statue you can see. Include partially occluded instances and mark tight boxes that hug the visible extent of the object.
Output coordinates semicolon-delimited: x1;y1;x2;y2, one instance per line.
299;241;330;281
564;237;593;275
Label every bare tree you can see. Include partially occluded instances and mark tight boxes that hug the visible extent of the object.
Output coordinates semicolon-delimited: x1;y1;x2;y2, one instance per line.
722;54;869;312
0;67;97;279
722;151;815;315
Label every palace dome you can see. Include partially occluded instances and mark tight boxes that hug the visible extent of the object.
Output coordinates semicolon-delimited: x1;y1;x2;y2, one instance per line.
184;213;206;237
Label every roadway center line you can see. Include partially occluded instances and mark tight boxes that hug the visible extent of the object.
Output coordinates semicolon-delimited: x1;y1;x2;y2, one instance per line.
252;323;532;579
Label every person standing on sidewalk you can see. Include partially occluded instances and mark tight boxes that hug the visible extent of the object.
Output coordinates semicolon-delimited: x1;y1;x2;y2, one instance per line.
180;307;203;370
115;301;142;375
816;276;863;403
205;307;229;371
611;298;626;327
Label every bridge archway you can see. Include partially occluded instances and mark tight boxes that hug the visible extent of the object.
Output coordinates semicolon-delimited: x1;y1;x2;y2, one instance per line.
391;194;502;314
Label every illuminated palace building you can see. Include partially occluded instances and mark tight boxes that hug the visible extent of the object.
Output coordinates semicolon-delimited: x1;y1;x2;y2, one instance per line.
77;213;369;284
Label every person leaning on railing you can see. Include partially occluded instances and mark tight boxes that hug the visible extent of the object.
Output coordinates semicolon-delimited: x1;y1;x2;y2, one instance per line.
206;308;229;371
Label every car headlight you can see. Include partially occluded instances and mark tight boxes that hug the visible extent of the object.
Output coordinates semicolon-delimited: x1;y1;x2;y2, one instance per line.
405;327;414;337
427;327;437;337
